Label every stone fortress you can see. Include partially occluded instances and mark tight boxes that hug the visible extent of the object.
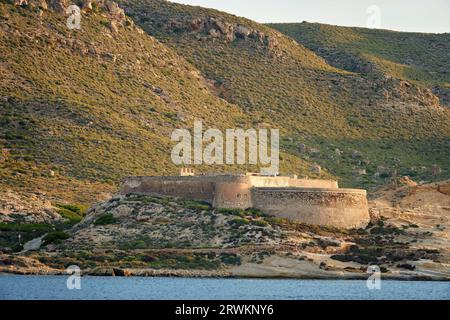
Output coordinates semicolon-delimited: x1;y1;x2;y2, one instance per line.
120;170;370;229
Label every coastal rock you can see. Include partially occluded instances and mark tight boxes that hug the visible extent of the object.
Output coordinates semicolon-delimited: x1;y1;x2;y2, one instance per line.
112;268;131;276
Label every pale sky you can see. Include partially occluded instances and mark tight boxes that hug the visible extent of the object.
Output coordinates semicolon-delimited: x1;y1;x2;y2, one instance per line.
170;0;450;33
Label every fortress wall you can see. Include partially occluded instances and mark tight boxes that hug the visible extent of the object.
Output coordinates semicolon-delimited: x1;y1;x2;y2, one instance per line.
120;176;368;228
247;176;338;189
251;188;370;229
248;176;291;188
288;179;338;189
120;176;216;202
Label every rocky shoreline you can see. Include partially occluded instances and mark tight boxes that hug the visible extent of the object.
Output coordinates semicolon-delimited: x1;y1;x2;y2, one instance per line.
1;255;448;281
1;269;448;281
1;180;449;283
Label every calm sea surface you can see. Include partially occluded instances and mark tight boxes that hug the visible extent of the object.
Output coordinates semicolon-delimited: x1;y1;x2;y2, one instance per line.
0;275;449;300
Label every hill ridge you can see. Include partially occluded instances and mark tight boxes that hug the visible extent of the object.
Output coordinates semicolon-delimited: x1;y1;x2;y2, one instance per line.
0;0;449;209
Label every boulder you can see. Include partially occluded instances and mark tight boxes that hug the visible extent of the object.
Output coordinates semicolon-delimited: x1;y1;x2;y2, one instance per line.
112;268;131;277
353;168;367;176
398;176;418;187
311;164;321;174
30;0;47;9
249;30;266;44
235;25;251;38
46;170;55;177
111;204;133;218
189;18;204;31
109;20;119;33
209;28;220;38
49;0;67;14
105;1;125;20
13;0;28;6
437;183;450;196
81;0;93;12
266;36;279;52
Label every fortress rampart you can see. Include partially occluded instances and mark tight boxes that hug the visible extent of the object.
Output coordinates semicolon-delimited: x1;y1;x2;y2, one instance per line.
120;174;369;229
252;188;368;229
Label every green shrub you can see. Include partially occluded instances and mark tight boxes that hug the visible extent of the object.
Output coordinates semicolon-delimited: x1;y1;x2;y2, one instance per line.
252;220;269;227
54;204;88;224
228;217;250;226
219;208;246;217
56;204;87;215
330;254;353;262
43;231;70;245
220;253;241;265
56;208;82;224
94;213;117;226
245;208;268;217
0;223;53;232
370;226;404;235
182;200;211;211
264;217;285;225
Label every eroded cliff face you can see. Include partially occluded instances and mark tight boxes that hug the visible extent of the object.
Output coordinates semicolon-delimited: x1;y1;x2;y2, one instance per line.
116;0;285;58
156;16;282;57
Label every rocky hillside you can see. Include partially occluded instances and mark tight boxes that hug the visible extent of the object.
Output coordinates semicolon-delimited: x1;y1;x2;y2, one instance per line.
0;0;317;209
269;22;450;106
1;182;449;280
0;0;449;223
117;0;450;190
0;0;448;281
